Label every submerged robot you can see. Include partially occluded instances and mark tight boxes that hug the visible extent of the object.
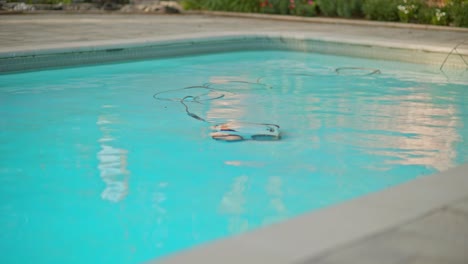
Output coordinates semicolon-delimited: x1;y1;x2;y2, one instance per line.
180;96;281;142
154;85;281;142
210;122;281;142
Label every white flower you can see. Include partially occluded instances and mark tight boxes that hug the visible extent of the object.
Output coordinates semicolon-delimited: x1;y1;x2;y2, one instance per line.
435;9;446;21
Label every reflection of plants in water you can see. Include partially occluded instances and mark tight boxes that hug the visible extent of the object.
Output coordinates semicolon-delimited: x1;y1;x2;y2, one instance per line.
219;175;249;215
153;61;465;172
98;145;129;202
219;175;249;233
153;67;380;126
263;176;288;225
97;113;130;203
218;174;289;234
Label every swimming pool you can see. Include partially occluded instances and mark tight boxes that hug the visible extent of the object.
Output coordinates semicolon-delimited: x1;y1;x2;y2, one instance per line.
1;50;467;263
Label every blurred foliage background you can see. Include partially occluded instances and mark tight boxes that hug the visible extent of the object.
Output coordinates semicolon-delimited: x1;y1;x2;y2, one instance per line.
181;0;467;27
2;0;466;27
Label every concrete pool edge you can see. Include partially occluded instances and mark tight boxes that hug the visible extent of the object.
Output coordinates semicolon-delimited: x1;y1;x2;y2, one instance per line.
153;163;468;264
1;32;467;73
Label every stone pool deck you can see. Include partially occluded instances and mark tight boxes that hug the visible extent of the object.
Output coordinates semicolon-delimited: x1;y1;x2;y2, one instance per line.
1;12;468;264
1;12;468;55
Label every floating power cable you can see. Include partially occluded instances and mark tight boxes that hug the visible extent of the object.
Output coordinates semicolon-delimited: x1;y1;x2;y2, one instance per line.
437;39;468;83
154;68;382;141
335;67;381;76
181;95;206;122
153;81;281;142
153;85;225;103
153;85;229;123
440;39;468;71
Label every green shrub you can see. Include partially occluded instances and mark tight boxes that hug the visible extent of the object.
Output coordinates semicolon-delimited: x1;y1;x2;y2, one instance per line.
181;0;467;28
316;0;337;16
316;0;364;17
336;0;363;18
181;0;204;10
259;0;276;14
203;0;231;11
446;0;468;27
277;0;290;14
418;5;449;25
292;0;317;17
396;0;425;23
17;0;73;4
182;0;260;12
229;0;261;12
362;0;399;21
260;0;290;15
432;8;449;25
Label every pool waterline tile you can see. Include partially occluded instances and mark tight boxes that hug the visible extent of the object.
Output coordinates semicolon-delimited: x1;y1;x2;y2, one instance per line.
1;33;467;74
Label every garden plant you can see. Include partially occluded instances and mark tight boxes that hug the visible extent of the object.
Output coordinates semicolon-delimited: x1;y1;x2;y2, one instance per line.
181;0;468;27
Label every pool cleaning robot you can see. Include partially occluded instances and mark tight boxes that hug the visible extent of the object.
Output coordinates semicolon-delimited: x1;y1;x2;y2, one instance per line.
153;84;281;142
210;122;280;142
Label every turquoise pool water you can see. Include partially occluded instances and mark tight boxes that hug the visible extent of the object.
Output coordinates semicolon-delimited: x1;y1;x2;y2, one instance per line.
1;50;467;263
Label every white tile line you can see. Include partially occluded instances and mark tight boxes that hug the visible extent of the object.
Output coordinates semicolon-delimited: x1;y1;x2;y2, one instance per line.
1;33;466;74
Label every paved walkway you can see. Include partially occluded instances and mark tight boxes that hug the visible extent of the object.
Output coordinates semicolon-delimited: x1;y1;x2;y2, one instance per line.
305;196;468;264
0;13;467;54
1;12;468;264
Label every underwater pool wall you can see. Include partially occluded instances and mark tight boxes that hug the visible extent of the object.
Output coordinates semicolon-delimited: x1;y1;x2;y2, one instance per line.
1;33;467;73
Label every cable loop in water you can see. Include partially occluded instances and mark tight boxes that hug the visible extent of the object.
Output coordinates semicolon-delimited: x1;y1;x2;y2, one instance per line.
335;67;381;76
153;80;271;123
440;39;468;71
